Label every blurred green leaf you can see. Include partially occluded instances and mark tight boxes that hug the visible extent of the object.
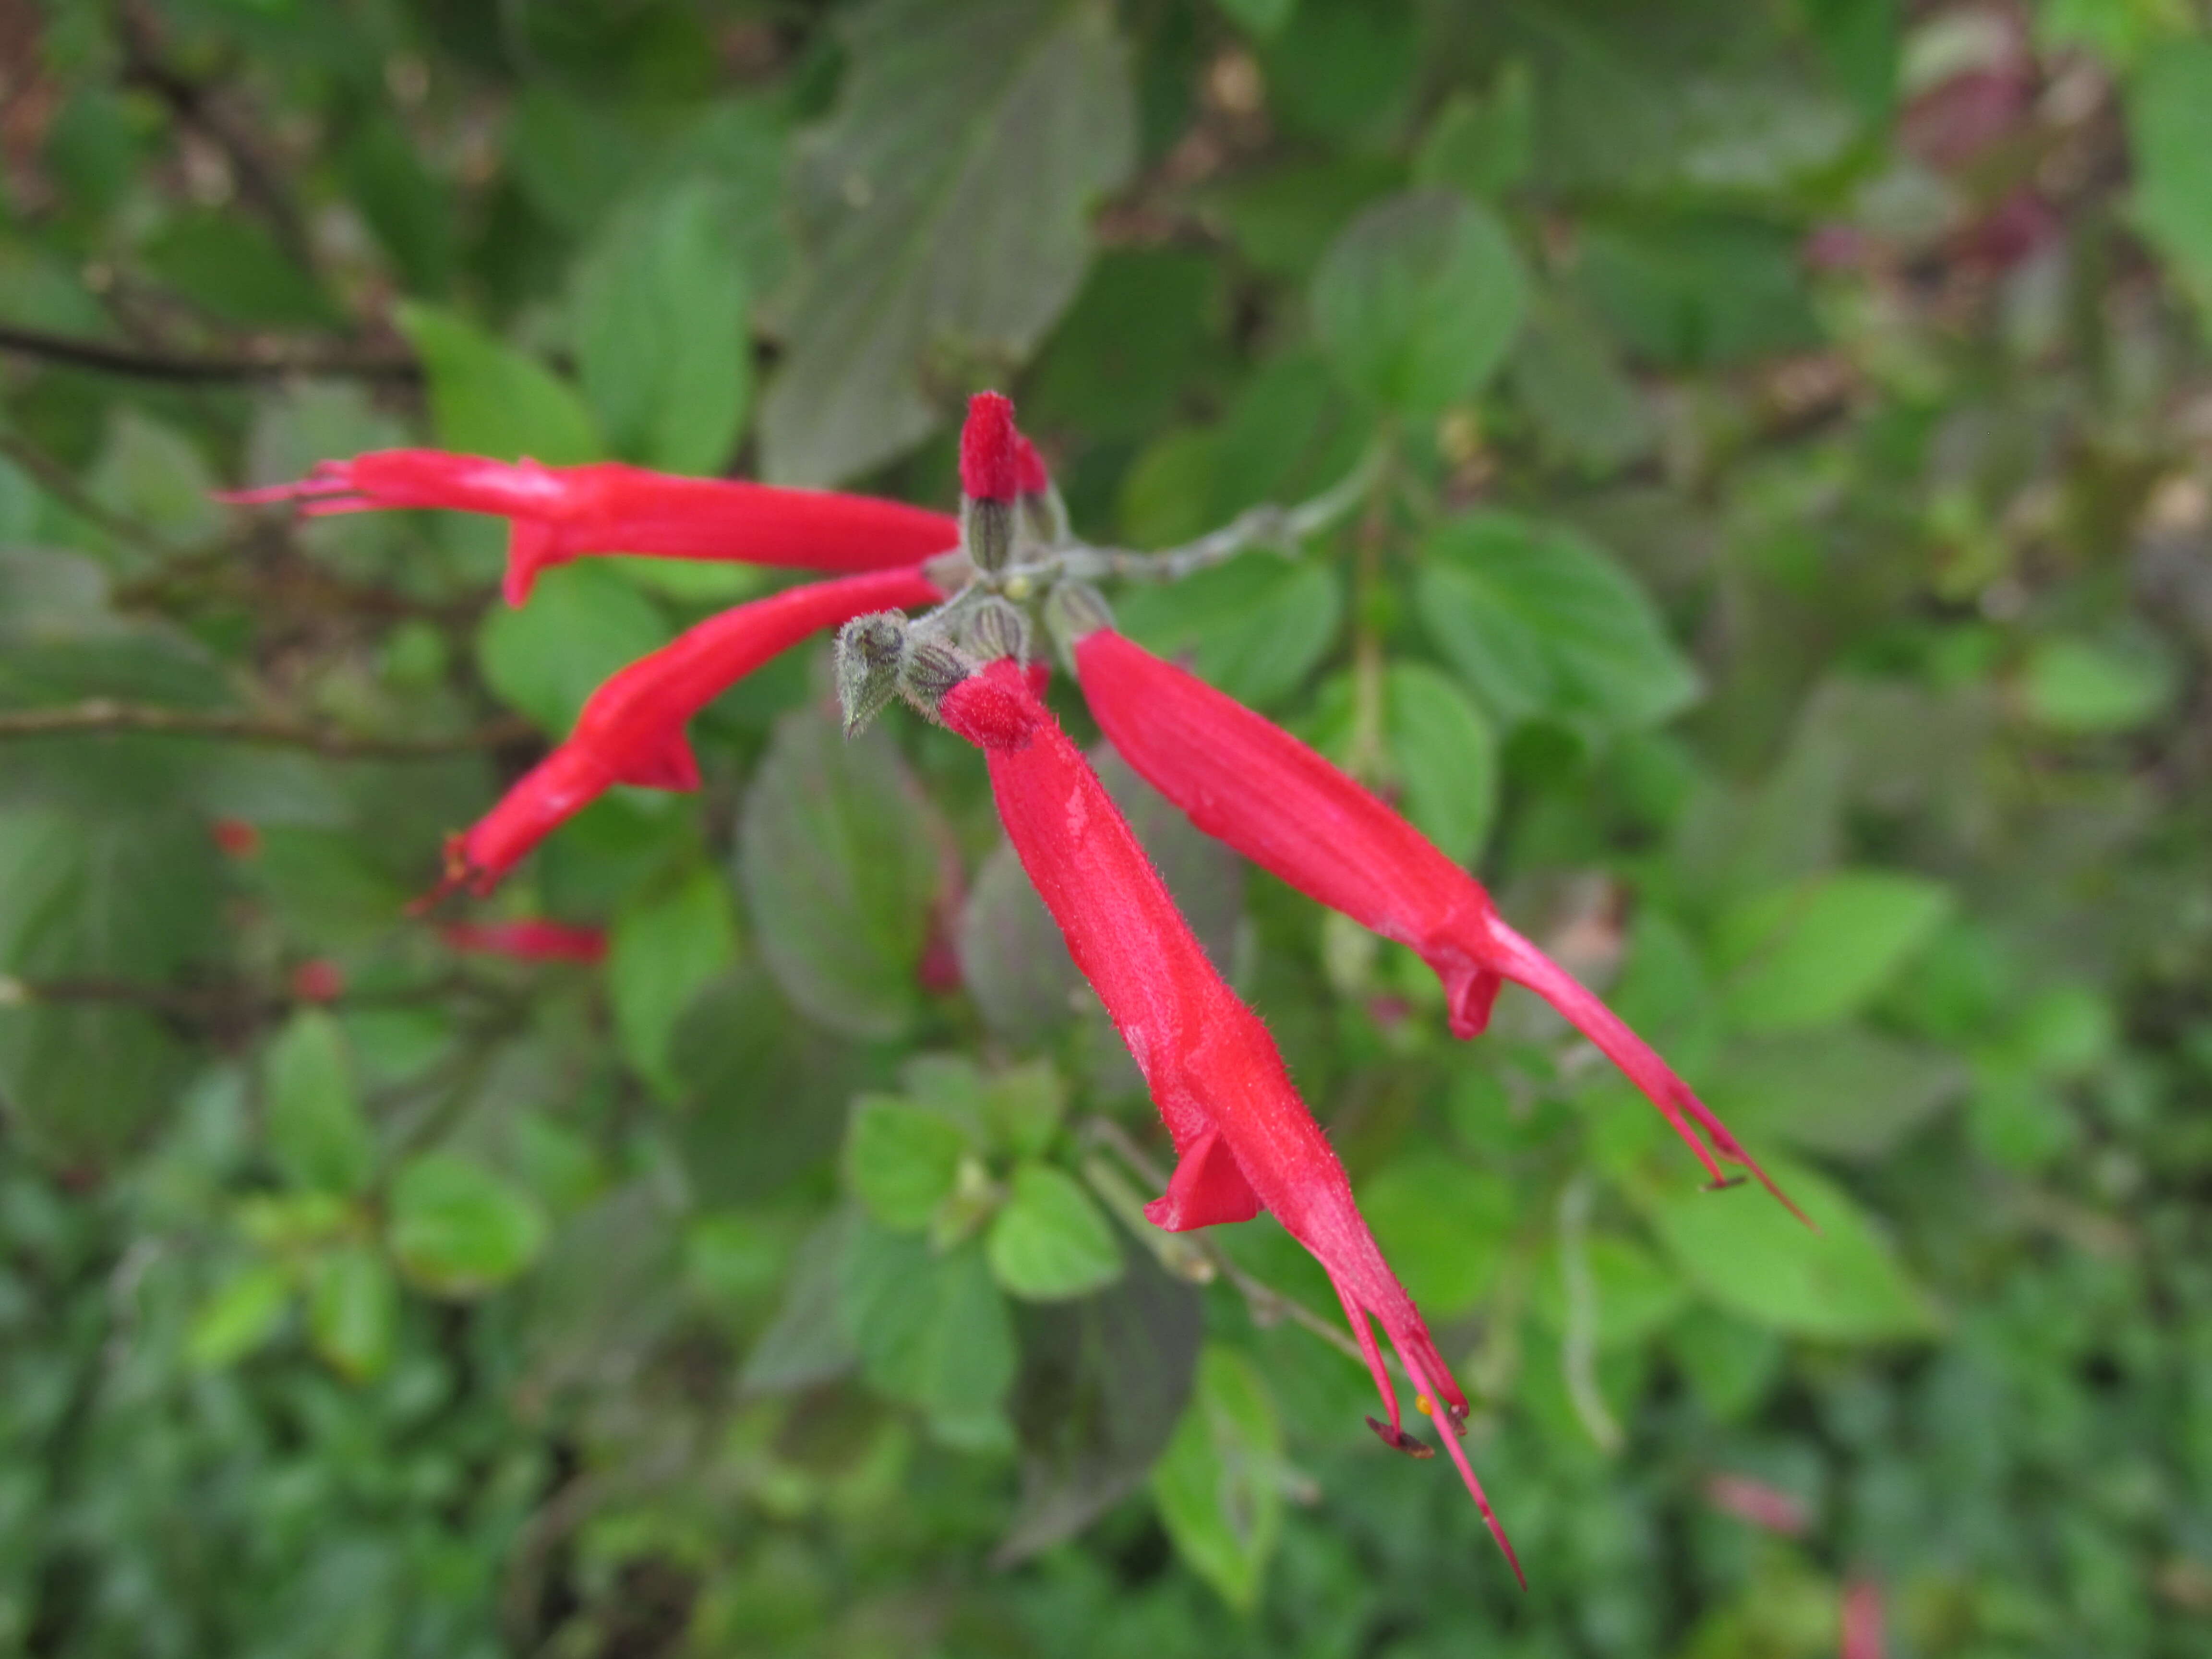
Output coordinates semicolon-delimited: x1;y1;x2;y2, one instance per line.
1152;1344;1284;1612
609;866;739;1095
982;1061;1066;1161
1358;1156;1515;1316
187;1262;294;1370
476;562;670;734
737;706;939;1039
387;1152;550;1298
1714;870;1954;1033
307;1244;398;1382
141;213;336;329
1385;661;1498;865
1412;66;1535;200
1311;189;1526;418
1418;510;1701;733
845;1096;972;1231
1707;1027;1967;1159
397;301;601;464
1214;0;1295;38
1509;298;1656;476
1114;553;1343;709
987;1163;1123;1301
570;179;751;474
1649;1156;1938;1341
1576;216;1818;367
740;1209;860;1395
839;1216;1016;1446
762;0;1136;483
2129;38;2212;323
1532;1232;1690;1351
264;1010;374;1196
999;1247;1203;1562
2021;635;2179;732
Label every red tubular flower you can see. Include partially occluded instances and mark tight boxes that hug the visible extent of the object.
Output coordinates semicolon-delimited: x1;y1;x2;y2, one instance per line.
223;451;960;605
1841;1578;1886;1659
433;566;941;897
1070;625;1804;1223
441;919;608;963
938;659;1524;1585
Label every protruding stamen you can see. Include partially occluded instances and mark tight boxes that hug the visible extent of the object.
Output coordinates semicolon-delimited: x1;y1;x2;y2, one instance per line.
1366;1417;1435;1459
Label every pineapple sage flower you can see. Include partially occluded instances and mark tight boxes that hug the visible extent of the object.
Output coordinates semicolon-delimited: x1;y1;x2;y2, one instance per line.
224;450;959;604
1066;621;1804;1221
426;566;941;898
933;656;1525;1586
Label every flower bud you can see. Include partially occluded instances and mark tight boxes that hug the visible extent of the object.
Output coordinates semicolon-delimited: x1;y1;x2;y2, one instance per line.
900;637;976;719
959;393;1021;572
834;611;910;736
1044;581;1113;655
964;596;1030;662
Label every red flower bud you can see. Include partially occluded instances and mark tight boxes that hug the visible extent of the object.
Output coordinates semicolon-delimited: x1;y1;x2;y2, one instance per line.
440;919;607;963
940;660;1523;1584
1072;627;1803;1224
210;817;261;859
431;567;941;898
223;451;959;606
958;392;1021;504
1013;434;1051;498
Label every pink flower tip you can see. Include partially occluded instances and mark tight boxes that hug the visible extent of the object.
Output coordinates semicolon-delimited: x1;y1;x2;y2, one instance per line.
209;817;262;859
960;392;1021;503
290;960;345;1002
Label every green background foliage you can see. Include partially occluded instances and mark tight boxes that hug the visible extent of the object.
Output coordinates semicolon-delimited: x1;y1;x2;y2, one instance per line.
2;0;2210;1655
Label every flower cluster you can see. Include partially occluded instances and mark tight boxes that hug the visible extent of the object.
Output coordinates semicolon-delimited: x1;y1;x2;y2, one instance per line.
234;392;1799;1580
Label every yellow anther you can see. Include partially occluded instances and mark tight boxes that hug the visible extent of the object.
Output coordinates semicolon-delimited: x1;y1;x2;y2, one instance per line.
1416;1394;1434;1417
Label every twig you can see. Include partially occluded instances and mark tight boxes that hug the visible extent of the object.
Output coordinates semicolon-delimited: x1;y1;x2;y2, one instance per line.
0;700;532;757
0;323;418;384
1061;446;1382;584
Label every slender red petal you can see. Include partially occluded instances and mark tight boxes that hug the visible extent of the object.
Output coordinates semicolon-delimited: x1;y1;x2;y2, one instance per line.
1074;627;1797;1217
441;919;608;963
939;661;1519;1576
225;450;960;604
433;567;941;896
959;393;1021;503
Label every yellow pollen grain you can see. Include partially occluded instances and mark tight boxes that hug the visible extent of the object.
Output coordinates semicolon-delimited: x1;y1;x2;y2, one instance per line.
1416;1395;1434;1417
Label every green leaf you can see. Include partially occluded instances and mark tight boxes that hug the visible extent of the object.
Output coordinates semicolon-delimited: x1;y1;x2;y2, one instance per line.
609;866;740;1096
396;301;601;464
1151;1344;1284;1612
998;1249;1203;1563
1417;510;1700;733
839;1216;1017;1446
85;408;223;545
1531;1232;1690;1352
2129;39;2212;324
845;1096;972;1231
2021;635;2179;733
1509;297;1656;477
1385;661;1498;865
740;1210;860;1395
1706;1028;1967;1160
1714;871;1955;1033
1411;65;1535;200
761;0;1136;483
1575;216;1817;368
476;561;670;734
387;1153;550;1298
1214;0;1295;38
187;1262;295;1369
1113;553;1344;709
570;179;752;474
1311;189;1526;418
982;1061;1066;1160
307;1245;399;1382
1358;1156;1516;1317
264;1010;374;1196
141;212;337;329
670;964;867;1204
1647;1156;1938;1342
987;1163;1123;1301
736;706;940;1039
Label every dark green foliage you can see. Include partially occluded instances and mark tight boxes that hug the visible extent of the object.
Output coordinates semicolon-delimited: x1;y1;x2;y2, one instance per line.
2;1;2211;1655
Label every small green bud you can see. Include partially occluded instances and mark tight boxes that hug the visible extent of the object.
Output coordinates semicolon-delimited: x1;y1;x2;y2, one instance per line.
901;638;975;719
965;596;1030;662
963;496;1015;573
835;612;909;736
